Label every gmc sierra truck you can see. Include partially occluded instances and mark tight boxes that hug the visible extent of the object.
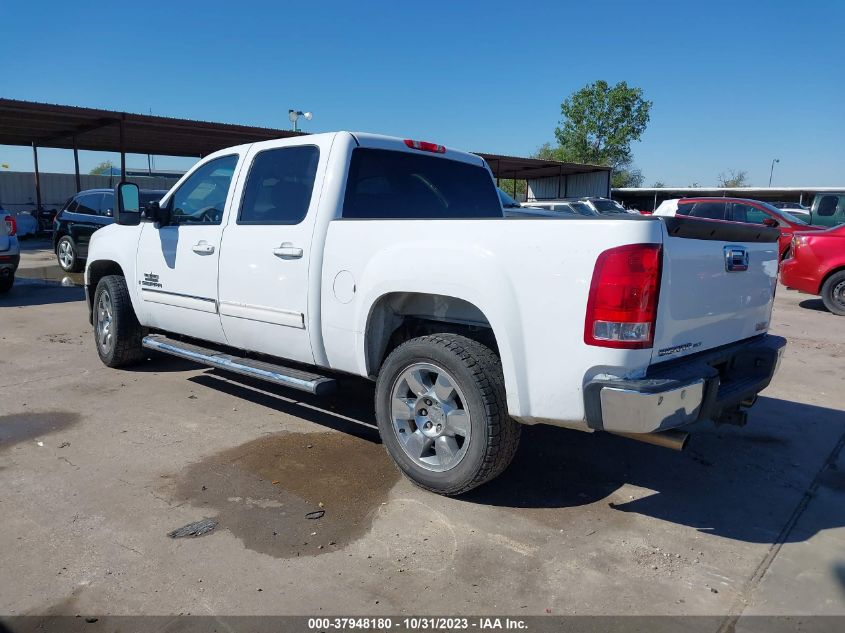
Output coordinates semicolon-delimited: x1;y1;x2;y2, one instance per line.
84;132;785;495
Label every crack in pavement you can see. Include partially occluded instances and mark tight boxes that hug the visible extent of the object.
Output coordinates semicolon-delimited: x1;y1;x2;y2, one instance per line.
717;428;845;631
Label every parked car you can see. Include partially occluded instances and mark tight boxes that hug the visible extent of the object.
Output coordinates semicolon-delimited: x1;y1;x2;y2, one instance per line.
0;209;20;293
781;225;845;315
807;192;845;227
521;197;629;216
9;211;38;238
53;188;166;272
84;131;784;495
653;197;825;259
521;200;598;217
771;201;811;223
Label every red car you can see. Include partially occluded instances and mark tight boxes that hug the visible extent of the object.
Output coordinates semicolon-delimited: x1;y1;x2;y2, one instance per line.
781;225;845;315
654;197;825;259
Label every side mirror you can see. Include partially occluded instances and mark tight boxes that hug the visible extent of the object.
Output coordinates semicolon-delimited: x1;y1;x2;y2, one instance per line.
762;217;779;228
115;182;141;226
145;200;172;226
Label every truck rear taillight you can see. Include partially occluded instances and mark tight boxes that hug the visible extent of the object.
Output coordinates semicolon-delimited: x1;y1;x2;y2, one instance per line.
4;215;16;237
403;139;446;154
584;243;662;349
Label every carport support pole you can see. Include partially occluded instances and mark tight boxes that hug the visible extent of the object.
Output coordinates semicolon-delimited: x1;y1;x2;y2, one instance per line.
31;142;42;210
119;117;126;180
73;135;81;193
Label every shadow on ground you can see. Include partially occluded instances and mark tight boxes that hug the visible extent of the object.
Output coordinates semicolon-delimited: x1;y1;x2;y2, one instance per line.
461;396;845;545
189;370;380;443
0;283;84;307
799;298;832;314
177;367;845;547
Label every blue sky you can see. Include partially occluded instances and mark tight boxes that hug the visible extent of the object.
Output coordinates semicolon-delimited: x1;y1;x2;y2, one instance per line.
1;0;843;186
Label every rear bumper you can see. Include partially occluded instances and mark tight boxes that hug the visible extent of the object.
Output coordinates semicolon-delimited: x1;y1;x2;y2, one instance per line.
780;259;820;295
0;253;20;274
584;334;786;434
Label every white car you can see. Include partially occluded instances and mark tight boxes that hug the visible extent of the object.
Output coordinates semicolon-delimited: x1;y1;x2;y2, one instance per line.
525;197;634;216
84;132;785;495
522;200;597;217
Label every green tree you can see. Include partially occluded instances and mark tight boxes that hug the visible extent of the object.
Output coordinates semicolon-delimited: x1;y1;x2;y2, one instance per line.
89;160;114;175
717;169;748;187
532;142;565;161
497;178;527;200
611;161;644;188
554;80;652;170
652;181;666;188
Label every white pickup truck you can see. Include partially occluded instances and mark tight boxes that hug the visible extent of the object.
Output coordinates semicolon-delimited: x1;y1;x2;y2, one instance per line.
85;132;785;495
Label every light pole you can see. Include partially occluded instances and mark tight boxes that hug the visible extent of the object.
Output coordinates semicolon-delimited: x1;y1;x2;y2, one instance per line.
288;109;313;132
768;158;780;187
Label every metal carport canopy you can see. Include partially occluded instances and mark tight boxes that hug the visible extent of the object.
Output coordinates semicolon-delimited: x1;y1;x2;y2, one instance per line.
0;99;608;180
0;98;304;157
474;153;609;181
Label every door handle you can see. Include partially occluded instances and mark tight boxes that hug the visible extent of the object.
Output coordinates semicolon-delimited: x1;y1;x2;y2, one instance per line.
192;241;215;255
273;242;303;259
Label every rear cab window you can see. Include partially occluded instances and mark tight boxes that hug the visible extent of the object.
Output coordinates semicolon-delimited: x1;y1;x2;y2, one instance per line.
342;149;501;219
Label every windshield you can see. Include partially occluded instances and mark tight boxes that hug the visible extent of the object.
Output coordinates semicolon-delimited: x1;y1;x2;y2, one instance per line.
497;188;522;208
569;202;595;216
591;199;628;214
759;201;808;225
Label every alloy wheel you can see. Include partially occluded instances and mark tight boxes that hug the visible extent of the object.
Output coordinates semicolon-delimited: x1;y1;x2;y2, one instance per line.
390;362;471;472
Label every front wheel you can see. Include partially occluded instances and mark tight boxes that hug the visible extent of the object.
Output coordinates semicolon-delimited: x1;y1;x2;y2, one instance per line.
375;334;521;496
821;270;845;316
93;275;146;367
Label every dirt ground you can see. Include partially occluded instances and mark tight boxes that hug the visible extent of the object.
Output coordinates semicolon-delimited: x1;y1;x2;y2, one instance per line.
1;241;844;623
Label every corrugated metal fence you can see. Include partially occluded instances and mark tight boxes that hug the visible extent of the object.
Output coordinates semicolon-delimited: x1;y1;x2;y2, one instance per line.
0;171;179;213
527;170;610;201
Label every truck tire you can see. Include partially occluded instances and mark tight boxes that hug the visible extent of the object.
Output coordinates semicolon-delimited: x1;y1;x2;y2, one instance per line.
57;235;82;272
93;275;146;367
0;273;13;294
375;334;520;495
821;270;845;316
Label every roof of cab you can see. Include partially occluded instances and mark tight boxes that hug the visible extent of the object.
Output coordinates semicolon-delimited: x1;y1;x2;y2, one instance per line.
349;132;486;167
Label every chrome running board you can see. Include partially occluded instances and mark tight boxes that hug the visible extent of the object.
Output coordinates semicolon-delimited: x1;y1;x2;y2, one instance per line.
142;334;336;396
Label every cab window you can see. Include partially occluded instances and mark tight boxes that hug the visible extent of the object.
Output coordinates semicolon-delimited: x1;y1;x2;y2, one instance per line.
817;195;840;217
342;148;501;219
238;146;319;225
169;155;239;225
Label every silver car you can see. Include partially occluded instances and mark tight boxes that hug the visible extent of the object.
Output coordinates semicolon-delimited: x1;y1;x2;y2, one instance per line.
0;208;20;293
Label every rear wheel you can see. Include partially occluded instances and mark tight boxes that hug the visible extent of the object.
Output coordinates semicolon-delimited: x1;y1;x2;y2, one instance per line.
93;275;146;367
821;270;845;316
0;273;13;294
57;236;82;272
375;334;520;496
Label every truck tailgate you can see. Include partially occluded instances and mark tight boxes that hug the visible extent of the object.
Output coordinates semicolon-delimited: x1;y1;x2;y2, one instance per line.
651;217;780;363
